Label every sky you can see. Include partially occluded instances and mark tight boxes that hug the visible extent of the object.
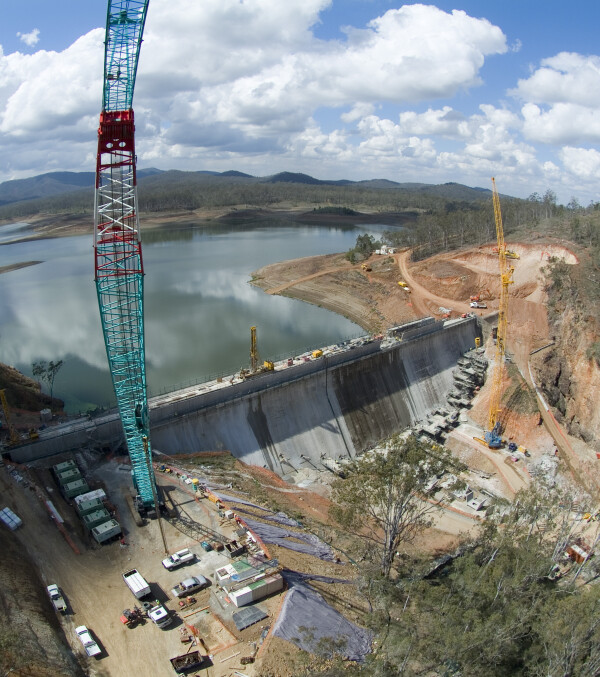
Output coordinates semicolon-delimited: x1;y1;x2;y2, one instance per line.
1;0;599;204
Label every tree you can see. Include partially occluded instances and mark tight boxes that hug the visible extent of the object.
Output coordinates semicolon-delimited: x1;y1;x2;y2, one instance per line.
31;359;64;406
330;434;462;578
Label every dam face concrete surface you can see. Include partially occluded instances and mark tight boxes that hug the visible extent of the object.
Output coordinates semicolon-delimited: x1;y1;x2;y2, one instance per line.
10;318;480;474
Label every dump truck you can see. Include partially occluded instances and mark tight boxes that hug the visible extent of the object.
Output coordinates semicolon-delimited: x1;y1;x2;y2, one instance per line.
162;548;195;570
170;650;205;673
47;584;67;613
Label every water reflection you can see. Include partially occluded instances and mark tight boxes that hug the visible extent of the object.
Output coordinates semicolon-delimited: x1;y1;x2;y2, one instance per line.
0;221;389;411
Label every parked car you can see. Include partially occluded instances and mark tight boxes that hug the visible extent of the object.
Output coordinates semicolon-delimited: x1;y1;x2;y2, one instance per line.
171;576;209;598
47;584;67;613
75;625;101;657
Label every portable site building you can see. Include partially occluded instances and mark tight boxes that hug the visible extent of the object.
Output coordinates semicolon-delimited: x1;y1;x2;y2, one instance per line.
56;468;83;486
91;519;121;544
228;574;283;608
76;497;105;517
62;479;90;499
82;508;111;531
52;459;78;475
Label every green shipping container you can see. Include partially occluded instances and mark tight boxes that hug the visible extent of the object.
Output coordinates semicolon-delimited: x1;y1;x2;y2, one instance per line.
53;460;78;475
56;468;82;486
76;497;105;517
82;508;111;530
62;479;90;499
91;519;121;544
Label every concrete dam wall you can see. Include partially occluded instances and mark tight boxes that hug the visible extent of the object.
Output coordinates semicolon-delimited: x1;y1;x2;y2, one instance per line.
10;317;480;473
150;317;479;474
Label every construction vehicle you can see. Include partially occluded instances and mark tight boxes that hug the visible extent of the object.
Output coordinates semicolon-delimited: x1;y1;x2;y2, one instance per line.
93;0;160;515
0;389;20;446
242;327;275;378
482;178;515;448
494;246;519;259
361;263;372;272
398;280;408;288
120;606;145;628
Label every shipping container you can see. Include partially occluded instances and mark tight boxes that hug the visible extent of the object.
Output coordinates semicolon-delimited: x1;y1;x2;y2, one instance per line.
56;468;82;486
82;508;111;530
52;459;78;475
62;478;90;499
92;519;121;544
76;497;105;517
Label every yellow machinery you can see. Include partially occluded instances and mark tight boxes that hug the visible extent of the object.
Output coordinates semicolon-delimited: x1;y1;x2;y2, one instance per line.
244;327;274;377
250;326;258;373
0;389;20;446
398;281;408;288
484;178;515;448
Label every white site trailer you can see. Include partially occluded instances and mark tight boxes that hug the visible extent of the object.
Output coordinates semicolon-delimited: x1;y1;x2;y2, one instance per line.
122;569;151;599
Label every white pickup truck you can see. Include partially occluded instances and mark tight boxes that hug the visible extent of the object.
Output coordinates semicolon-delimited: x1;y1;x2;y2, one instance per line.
75;625;101;657
162;548;195;570
47;584;67;613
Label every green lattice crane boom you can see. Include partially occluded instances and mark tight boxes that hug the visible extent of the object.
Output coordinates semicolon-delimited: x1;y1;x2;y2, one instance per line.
94;0;156;511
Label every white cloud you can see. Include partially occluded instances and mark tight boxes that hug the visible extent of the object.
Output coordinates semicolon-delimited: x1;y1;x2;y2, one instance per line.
5;1;599;203
521;102;600;144
0;31;103;138
16;29;40;47
341;103;375;123
560;146;600;179
510;52;600;146
398;107;471;138
511;52;600;106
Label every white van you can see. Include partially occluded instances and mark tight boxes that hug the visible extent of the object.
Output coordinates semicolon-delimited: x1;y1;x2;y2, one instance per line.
122;569;151;599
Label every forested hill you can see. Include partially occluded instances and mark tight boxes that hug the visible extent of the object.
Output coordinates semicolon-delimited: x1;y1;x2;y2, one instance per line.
0;168;495;219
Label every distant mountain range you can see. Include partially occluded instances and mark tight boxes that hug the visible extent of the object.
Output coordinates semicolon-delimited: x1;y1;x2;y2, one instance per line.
0;169;495;210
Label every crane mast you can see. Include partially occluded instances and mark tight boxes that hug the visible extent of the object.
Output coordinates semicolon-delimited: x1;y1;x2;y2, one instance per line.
485;178;514;448
94;0;156;511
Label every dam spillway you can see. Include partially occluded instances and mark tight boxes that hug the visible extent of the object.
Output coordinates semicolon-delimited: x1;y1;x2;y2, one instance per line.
10;317;482;473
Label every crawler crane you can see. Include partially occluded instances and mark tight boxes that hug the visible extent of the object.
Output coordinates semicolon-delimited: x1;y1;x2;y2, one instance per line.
93;1;157;513
484;178;514;448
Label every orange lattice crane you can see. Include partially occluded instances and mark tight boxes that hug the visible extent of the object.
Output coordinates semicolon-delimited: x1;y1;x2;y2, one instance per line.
484;178;514;448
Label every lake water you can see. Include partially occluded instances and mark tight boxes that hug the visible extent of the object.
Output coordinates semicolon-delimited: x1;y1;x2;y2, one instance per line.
0;219;391;412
